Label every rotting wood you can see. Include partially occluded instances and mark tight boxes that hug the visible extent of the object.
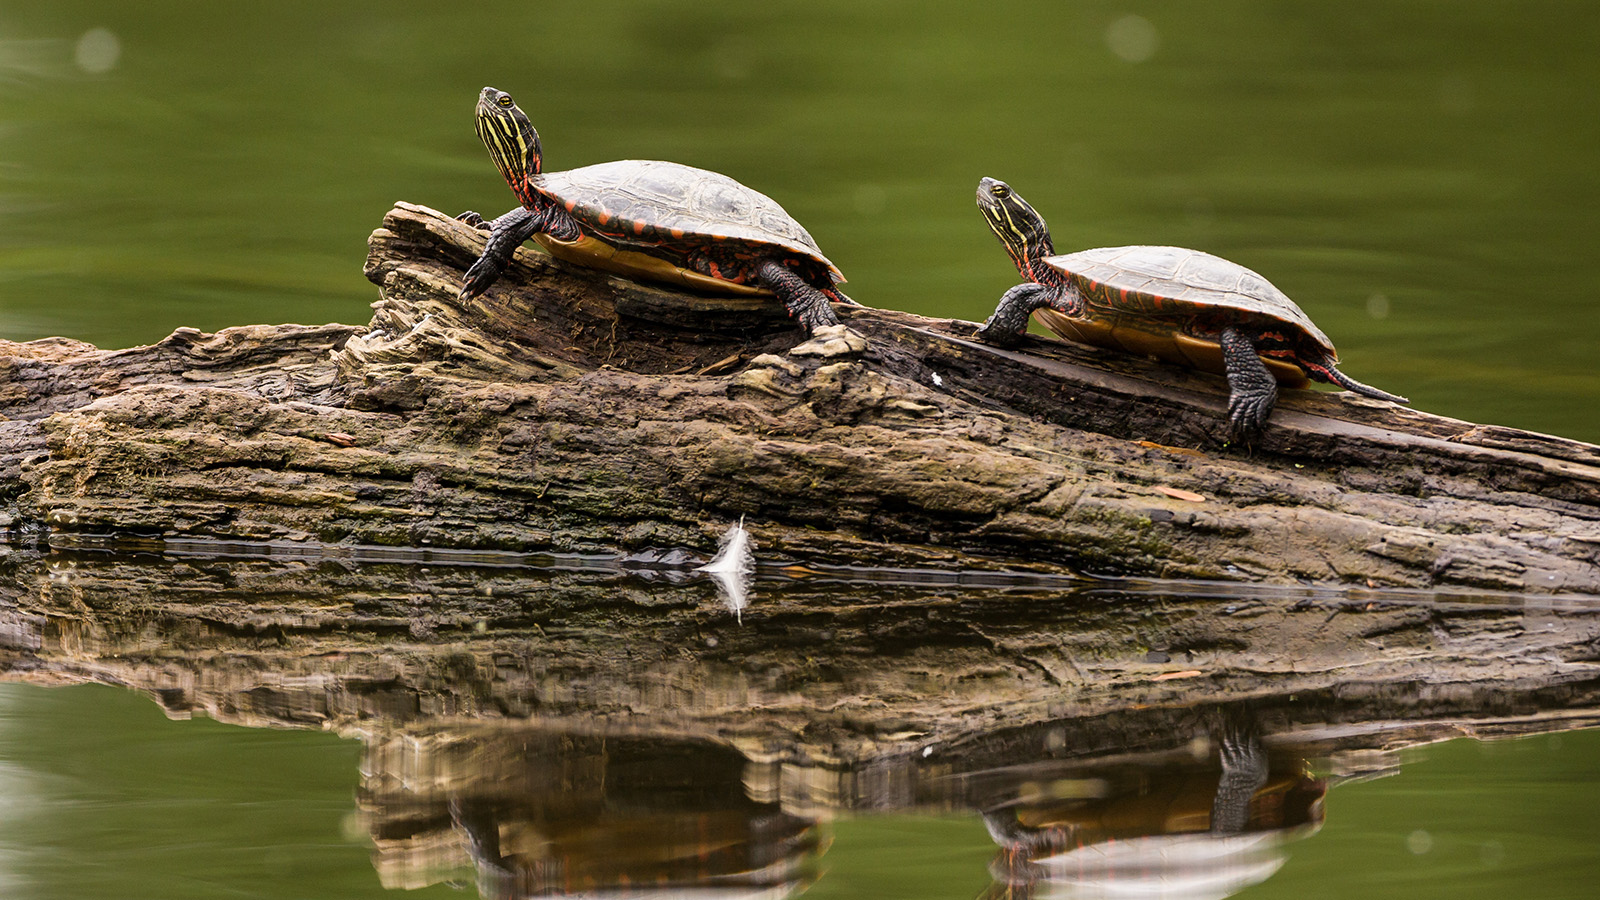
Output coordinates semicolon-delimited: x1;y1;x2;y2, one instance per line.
1;202;1597;591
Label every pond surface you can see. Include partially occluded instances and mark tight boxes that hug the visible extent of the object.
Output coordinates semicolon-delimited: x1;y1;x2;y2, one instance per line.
1;2;1598;898
0;548;1596;899
0;650;1597;900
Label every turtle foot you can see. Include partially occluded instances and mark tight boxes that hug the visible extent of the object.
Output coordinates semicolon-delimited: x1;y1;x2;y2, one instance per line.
756;260;839;332
455;210;491;230
795;298;841;332
459;255;504;300
1221;326;1279;439
1227;390;1276;438
977;282;1055;349
975;317;1026;348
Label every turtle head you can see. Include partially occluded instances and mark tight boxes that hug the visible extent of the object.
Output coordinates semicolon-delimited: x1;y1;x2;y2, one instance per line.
976;177;1056;282
475;87;544;207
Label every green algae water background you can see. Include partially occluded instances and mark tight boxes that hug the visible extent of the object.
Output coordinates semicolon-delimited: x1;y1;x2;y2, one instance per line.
0;682;1597;900
1;1;1597;440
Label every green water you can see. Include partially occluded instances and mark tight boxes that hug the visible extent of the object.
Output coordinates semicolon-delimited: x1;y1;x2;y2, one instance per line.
0;683;1596;899
1;1;1597;439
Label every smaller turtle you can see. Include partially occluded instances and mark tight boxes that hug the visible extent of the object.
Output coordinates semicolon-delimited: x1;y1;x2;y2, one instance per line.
974;177;1408;434
457;87;850;331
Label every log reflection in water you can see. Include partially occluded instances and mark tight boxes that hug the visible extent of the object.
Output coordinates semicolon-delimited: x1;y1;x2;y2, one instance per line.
2;547;1599;897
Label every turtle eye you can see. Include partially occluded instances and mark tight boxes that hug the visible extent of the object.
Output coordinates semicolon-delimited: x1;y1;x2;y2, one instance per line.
991;184;1009;198
495;94;514;109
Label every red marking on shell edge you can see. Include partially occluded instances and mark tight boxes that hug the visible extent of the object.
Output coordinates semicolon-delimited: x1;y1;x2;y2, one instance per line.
670;227;685;239
633;220;646;235
563;200;576;212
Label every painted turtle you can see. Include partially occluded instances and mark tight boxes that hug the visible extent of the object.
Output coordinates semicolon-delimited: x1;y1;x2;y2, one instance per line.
457;87;849;331
973;177;1408;434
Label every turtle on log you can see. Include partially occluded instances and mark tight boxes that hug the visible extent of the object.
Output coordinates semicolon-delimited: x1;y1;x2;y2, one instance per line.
457;87;850;331
973;177;1407;435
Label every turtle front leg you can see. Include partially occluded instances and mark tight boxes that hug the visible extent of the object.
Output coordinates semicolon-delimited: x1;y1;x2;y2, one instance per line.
755;260;840;331
460;201;585;300
1220;326;1279;436
976;282;1079;347
461;207;539;300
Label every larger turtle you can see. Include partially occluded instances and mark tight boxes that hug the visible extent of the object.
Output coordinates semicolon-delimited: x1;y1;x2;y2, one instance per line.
457;87;849;331
973;177;1408;434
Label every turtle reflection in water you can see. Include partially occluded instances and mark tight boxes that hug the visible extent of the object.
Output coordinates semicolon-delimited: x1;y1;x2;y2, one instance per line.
978;727;1325;900
974;177;1408;435
458;87;852;332
358;728;824;899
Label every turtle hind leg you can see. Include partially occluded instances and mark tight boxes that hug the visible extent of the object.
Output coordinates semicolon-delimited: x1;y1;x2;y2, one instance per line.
756;260;839;331
1221;326;1279;437
1210;725;1269;835
1301;357;1410;405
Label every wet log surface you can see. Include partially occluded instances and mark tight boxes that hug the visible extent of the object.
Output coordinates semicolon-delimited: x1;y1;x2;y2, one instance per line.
2;202;1598;591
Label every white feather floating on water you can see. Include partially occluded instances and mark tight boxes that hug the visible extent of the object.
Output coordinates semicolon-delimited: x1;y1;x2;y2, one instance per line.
696;516;756;618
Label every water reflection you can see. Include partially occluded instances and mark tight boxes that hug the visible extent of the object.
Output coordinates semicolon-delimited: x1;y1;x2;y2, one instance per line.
359;727;822;899
346;715;1333;900
972;722;1324;900
1;546;1598;898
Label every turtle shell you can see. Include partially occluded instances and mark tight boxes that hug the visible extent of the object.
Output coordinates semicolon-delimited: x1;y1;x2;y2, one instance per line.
530;159;843;296
1035;245;1337;388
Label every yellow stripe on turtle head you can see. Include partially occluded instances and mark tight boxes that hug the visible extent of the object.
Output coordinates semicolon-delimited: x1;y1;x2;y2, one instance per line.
976;177;1056;280
475;87;544;204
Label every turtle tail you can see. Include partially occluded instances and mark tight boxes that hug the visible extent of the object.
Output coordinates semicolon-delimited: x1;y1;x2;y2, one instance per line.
1302;356;1409;405
822;286;862;307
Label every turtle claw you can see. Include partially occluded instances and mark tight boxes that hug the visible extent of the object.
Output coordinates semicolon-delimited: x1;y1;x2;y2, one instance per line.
455;210;491;230
975;316;1026;348
1227;392;1275;440
823;287;862;307
459;256;504;300
1220;326;1279;439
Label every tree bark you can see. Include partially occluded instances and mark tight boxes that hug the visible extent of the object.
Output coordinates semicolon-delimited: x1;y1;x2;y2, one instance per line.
2;201;1597;591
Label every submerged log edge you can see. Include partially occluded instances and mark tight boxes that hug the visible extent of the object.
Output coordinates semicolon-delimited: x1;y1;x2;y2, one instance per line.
1;201;1597;593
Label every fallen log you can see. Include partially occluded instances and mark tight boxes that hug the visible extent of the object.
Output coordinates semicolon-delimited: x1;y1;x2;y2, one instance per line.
2;202;1597;590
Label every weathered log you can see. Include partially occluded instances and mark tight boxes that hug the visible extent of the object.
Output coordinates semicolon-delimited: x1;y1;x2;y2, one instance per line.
2;202;1597;590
